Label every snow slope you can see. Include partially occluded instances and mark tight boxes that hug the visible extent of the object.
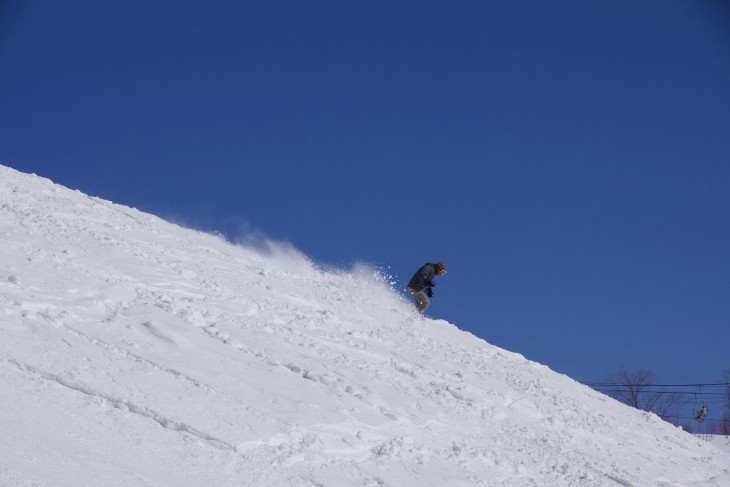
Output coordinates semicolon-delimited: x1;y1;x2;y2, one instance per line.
707;436;730;455
1;164;728;487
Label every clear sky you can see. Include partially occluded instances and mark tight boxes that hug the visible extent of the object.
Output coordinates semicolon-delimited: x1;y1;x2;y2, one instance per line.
1;1;729;389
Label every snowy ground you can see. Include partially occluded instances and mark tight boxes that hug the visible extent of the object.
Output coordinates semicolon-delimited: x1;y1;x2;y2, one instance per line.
705;435;730;455
1;163;729;486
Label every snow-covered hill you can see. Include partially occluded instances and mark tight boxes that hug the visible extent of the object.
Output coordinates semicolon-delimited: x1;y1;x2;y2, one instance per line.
1;164;728;486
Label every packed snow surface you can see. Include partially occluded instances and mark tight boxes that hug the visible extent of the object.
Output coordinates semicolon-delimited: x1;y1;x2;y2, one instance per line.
1;164;728;486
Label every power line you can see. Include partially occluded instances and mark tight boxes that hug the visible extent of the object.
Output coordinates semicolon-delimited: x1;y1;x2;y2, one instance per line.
584;382;730;401
590;389;728;396
579;381;730;427
584;382;729;388
662;415;728;424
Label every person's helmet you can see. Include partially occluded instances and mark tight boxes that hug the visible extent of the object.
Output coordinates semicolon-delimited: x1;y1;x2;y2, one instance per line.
436;262;447;273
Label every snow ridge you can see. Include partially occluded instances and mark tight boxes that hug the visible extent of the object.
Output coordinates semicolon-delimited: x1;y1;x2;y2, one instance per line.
1;164;728;486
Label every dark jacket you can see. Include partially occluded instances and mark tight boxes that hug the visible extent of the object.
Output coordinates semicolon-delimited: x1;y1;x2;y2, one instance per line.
407;263;437;291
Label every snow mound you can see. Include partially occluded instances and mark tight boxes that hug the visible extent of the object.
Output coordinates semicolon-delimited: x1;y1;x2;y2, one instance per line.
1;164;728;486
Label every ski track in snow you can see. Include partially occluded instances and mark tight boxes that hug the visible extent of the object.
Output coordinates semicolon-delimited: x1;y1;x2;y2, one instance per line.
7;358;236;452
1;164;729;486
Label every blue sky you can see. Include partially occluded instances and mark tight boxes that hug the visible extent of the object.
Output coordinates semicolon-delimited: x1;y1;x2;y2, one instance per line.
2;1;729;393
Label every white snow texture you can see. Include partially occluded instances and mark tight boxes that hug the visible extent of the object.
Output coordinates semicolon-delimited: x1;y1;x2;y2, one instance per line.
1;164;728;486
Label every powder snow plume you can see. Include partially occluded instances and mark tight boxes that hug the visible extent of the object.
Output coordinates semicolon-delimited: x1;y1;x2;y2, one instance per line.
1;164;728;486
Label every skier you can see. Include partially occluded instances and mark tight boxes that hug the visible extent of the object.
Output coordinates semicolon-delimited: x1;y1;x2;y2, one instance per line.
406;262;447;314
